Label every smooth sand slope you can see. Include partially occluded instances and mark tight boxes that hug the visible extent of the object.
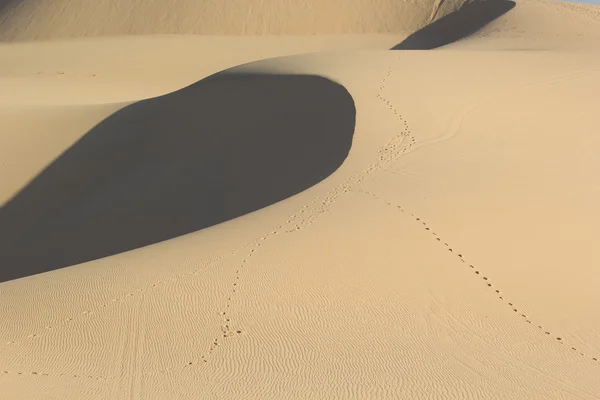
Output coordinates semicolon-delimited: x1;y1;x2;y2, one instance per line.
452;0;600;49
1;0;600;399
0;0;471;41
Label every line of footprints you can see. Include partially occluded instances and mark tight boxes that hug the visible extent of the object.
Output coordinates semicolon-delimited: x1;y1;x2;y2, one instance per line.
195;60;423;327
0;194;343;379
357;189;599;365
4;250;240;347
284;60;415;234
376;63;417;156
0;235;270;380
2;63;407;378
9;61;573;381
4;207;307;351
1;370;109;381
142;205;332;376
194;60;426;366
201;235;269;363
142;220;296;375
0;59;422;380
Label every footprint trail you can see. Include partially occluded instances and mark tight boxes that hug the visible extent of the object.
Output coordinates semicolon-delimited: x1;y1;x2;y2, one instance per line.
356;188;600;365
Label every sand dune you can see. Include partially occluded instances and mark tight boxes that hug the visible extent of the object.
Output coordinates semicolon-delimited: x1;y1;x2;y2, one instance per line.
1;0;600;399
451;0;600;49
394;0;516;49
0;73;355;281
0;35;403;105
0;0;471;41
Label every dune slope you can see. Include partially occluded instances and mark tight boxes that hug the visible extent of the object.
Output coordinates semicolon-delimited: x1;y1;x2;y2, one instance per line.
0;0;471;41
0;72;356;281
1;0;600;399
449;0;600;49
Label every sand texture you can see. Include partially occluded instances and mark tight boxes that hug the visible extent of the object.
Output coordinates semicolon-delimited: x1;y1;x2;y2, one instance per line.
1;0;600;399
0;0;471;41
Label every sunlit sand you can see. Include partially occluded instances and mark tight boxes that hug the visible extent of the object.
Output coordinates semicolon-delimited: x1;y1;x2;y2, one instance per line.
1;0;599;398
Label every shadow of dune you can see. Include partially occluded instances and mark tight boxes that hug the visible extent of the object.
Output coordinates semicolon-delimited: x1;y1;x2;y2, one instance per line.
0;72;356;282
0;0;17;14
393;0;516;50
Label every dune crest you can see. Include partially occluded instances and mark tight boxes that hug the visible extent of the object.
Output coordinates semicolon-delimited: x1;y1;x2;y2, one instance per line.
0;72;356;282
0;0;472;41
1;0;600;399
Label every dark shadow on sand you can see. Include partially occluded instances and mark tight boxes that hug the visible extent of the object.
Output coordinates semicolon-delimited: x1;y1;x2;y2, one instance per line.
0;72;356;282
393;0;516;50
0;0;16;17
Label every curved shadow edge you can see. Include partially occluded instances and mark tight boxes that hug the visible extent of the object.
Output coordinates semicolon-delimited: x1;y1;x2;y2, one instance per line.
0;72;356;282
393;0;517;50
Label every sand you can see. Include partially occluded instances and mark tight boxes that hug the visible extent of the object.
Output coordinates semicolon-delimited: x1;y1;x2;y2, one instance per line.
0;0;471;41
1;0;600;399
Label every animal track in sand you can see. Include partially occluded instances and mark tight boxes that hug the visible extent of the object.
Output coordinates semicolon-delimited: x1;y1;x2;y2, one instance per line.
356;189;599;365
165;57;416;371
1;57;421;378
0;369;109;380
134;57;420;376
285;57;417;234
2;210;288;378
2;253;235;348
3;221;289;348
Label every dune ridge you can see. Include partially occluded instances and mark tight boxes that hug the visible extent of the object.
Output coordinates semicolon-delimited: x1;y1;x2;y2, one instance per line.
451;0;600;49
1;0;600;399
0;72;356;282
0;0;472;41
394;0;516;49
